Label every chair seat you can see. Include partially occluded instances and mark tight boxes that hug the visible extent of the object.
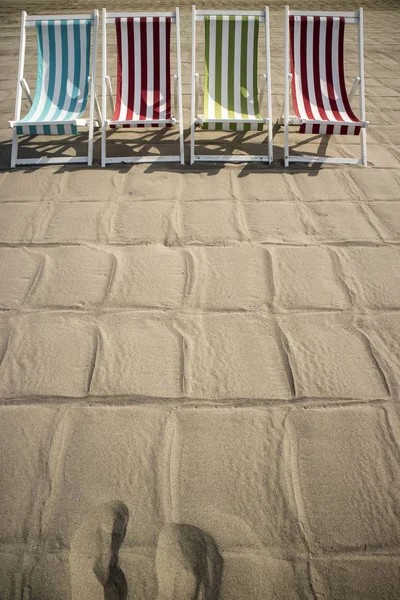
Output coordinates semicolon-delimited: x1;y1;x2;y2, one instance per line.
15;19;92;137
198;116;265;132
289;116;367;135
107;117;176;128
10;117;88;135
289;14;363;137
111;17;173;125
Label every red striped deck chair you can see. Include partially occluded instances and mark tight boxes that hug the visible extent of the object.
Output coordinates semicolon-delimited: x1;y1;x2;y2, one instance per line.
190;6;273;164
9;10;99;167
101;9;184;166
282;6;368;167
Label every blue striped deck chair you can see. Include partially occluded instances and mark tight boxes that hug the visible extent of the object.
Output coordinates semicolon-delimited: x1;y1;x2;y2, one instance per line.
9;11;99;167
190;6;273;164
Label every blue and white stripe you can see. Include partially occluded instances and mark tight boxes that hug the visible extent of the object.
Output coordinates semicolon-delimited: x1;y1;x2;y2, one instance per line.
16;19;91;135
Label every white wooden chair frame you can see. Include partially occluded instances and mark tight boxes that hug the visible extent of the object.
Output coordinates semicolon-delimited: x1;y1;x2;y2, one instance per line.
281;6;368;167
190;6;273;164
101;8;184;166
9;10;99;168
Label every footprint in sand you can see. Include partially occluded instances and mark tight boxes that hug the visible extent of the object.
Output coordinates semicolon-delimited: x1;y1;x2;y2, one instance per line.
156;524;223;600
69;500;129;600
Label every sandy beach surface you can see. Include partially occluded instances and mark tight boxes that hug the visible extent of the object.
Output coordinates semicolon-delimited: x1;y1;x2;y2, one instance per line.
0;0;400;598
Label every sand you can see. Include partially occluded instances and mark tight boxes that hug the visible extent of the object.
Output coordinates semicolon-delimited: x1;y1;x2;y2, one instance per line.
0;0;400;598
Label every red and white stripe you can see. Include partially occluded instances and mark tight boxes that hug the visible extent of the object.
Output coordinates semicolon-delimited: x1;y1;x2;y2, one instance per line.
289;15;361;135
111;17;172;128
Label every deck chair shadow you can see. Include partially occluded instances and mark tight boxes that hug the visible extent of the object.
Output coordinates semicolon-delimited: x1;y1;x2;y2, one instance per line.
280;6;368;167
101;8;184;166
9;10;100;168
190;6;273;164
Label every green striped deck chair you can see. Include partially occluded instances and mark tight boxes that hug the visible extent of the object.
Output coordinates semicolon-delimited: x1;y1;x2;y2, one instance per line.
190;7;272;164
9;11;99;167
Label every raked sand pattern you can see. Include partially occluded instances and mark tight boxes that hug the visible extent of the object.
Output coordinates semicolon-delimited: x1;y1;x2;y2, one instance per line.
1;1;400;599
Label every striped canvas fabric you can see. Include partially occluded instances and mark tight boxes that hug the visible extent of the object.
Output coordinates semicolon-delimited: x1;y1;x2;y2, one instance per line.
202;15;263;132
111;17;172;128
289;15;361;135
16;19;91;135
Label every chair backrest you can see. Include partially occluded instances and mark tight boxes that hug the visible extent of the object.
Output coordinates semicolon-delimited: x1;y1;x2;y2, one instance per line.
203;15;261;129
289;13;361;134
113;16;172;123
23;19;92;126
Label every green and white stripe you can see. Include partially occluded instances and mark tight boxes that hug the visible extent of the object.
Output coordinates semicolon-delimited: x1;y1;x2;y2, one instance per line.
16;19;91;135
203;15;263;131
